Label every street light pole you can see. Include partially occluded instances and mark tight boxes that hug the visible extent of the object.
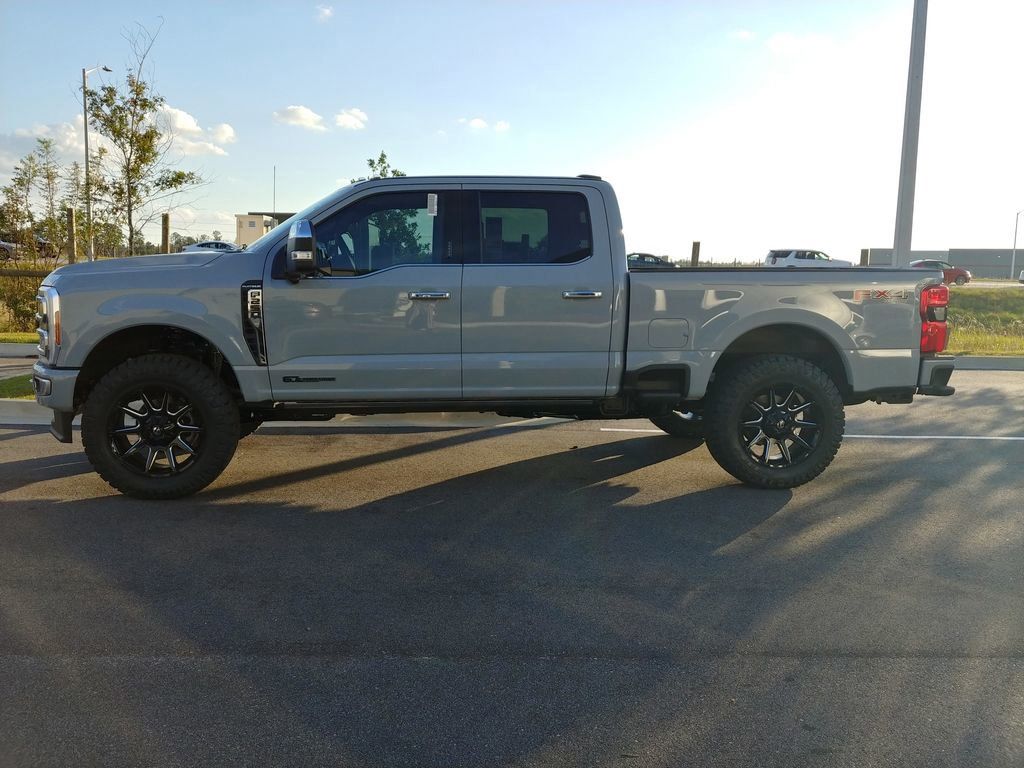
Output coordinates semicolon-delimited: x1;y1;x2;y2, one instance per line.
82;65;110;262
1011;208;1024;280
892;0;929;267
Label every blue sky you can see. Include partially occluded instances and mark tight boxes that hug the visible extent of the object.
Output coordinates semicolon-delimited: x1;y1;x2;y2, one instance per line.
2;1;1023;263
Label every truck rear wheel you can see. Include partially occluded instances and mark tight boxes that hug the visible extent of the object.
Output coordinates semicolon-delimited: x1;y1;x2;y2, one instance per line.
81;353;240;499
649;407;704;439
704;355;844;489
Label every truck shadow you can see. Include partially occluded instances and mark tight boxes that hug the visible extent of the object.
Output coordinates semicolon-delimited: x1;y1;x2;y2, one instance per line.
1;425;1021;765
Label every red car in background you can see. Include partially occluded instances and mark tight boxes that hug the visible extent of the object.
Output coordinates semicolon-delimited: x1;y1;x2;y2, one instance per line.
909;259;972;286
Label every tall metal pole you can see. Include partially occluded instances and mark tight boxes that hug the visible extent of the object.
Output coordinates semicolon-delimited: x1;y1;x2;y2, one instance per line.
892;0;929;267
82;68;94;262
272;165;276;225
1012;209;1024;280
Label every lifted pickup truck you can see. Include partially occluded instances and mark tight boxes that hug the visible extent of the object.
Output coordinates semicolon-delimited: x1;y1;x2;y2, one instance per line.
33;176;955;498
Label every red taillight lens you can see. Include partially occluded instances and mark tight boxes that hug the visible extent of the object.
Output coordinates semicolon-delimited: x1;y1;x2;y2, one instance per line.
921;321;947;353
920;284;949;319
920;284;949;353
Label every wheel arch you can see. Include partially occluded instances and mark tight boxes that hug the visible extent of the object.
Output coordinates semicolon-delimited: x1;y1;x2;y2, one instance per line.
74;324;242;410
713;322;853;399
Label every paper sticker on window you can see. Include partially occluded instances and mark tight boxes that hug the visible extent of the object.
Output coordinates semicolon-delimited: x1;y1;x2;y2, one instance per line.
427;193;438;217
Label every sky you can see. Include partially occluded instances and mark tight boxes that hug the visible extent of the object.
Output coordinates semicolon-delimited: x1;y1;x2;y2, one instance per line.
1;0;1023;262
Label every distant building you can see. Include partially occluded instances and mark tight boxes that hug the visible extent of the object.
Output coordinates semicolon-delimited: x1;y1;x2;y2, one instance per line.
234;211;294;248
866;248;1021;279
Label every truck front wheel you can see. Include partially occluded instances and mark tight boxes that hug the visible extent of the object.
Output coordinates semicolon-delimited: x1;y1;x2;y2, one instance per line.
704;355;844;489
81;353;240;499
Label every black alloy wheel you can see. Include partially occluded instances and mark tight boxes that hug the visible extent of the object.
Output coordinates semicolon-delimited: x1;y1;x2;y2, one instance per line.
739;385;819;468
82;354;240;499
704;355;845;489
108;388;203;475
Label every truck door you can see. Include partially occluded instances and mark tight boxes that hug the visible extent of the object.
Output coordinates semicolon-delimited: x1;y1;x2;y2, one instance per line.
261;186;463;400
460;186;614;397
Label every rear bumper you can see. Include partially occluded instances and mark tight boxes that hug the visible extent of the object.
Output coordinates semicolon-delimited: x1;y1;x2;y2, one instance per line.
917;356;955;396
32;361;78;443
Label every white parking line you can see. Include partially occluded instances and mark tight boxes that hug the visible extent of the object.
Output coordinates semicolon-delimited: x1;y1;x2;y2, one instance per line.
598;427;1024;441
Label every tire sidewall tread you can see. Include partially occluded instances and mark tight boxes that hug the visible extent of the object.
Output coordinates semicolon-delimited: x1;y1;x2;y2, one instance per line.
704;355;845;489
81;353;240;499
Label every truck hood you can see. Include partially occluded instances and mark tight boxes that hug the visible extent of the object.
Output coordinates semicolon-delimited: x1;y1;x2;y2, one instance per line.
43;251;222;284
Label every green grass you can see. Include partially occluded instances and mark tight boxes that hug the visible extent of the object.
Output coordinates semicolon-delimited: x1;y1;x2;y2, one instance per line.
947;287;1024;356
0;375;34;399
0;332;37;343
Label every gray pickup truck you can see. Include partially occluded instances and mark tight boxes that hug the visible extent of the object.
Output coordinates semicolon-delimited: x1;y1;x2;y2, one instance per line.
32;175;955;498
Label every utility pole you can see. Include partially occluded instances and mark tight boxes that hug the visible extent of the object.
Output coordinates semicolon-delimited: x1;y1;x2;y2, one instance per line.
690;241;700;267
66;208;77;264
892;0;929;267
82;64;111;262
161;213;170;253
272;165;277;225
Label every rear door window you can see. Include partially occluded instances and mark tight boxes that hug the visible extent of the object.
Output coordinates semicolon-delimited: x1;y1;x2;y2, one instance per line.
465;191;592;265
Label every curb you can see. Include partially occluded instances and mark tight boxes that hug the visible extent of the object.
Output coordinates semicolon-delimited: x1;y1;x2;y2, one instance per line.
0;343;37;357
954;356;1024;371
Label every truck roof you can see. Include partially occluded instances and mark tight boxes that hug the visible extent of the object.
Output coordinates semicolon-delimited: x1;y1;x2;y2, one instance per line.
351;174;606;186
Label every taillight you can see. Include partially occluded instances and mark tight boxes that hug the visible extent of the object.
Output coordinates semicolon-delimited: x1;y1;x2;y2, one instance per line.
920;284;949;353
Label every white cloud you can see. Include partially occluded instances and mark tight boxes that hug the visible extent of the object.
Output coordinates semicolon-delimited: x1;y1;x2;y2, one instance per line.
209;123;236;145
315;4;333;22
334;107;368;130
157;105;236;156
160;105;203;136
273;105;327;131
459;116;509;132
13;116;85;154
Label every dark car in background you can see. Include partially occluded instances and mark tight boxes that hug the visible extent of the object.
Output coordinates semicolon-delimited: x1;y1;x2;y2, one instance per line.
910;258;971;286
627;252;678;269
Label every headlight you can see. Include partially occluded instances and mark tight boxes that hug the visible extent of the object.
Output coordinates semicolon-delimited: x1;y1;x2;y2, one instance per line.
36;286;61;364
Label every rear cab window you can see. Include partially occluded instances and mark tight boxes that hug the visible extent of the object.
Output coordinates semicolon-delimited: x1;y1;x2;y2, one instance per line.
463;191;593;265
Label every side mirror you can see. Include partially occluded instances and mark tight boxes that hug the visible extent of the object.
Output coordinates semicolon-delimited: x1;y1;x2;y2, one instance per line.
286;219;317;277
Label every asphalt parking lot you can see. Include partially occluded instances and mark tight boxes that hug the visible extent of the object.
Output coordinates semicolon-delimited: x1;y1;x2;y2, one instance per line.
1;369;1023;767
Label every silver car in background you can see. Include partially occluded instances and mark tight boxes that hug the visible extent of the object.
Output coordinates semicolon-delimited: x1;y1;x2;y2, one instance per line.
765;249;854;267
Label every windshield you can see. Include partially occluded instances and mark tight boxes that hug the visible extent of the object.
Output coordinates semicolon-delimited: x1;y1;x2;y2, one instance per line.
243;183;356;253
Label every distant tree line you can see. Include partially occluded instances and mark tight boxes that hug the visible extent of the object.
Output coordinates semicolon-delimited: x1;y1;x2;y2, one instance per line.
0;24;199;260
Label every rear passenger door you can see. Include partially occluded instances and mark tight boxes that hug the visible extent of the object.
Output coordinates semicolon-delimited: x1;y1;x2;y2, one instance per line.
460;186;614;397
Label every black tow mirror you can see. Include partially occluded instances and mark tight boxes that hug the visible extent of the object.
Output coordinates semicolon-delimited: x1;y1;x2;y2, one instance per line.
286;219;316;279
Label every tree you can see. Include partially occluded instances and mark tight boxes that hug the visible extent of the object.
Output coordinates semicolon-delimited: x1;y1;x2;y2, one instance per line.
348;151;425;260
33;138;65;256
1;153;38;247
87;25;201;255
211;229;222;241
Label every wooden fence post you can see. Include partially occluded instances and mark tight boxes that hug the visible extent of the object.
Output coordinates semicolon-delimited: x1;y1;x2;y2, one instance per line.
161;213;170;254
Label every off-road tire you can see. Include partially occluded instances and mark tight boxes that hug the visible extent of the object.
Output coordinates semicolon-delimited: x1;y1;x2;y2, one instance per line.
81;353;240;499
704;355;844;489
649;407;704;440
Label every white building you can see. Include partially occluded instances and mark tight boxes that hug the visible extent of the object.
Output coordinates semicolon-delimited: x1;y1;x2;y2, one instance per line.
234;212;290;248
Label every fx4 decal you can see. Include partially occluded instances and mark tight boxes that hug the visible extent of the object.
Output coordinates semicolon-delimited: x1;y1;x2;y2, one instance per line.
852;288;910;302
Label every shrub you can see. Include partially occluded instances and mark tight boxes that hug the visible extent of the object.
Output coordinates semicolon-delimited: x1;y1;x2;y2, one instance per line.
0;274;42;332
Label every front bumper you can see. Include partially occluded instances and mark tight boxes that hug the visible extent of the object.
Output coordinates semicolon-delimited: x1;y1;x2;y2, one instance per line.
917;355;955;396
32;361;79;443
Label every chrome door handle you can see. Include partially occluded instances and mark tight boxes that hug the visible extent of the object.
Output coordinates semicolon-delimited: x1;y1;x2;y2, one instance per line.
561;290;603;299
408;291;451;300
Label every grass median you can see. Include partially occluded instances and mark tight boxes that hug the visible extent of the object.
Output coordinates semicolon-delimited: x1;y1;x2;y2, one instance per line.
0;332;37;344
947;287;1024;356
0;375;34;399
